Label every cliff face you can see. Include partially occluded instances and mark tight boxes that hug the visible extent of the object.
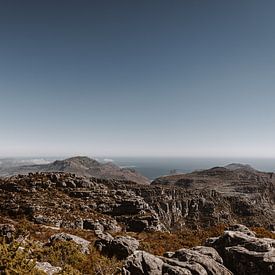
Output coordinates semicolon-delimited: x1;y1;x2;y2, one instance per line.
0;165;274;233
145;167;275;230
103;166;275;230
0;172;162;233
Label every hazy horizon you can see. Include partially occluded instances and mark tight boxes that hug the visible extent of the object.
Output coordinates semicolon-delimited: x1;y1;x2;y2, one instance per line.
1;155;275;179
1;1;275;158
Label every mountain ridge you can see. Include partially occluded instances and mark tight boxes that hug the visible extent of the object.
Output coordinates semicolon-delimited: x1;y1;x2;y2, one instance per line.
0;156;150;184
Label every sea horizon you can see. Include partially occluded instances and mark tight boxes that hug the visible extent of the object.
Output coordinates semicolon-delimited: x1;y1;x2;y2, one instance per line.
1;156;275;180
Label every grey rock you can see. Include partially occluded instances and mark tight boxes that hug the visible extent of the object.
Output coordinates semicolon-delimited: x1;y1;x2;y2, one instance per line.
226;224;256;237
191;246;223;264
207;228;275;275
48;233;90;254
160;257;207;275
0;224;15;239
123;247;232;275
122;250;163;275
83;219;104;231
95;235;139;260
166;248;232;275
36;262;62;275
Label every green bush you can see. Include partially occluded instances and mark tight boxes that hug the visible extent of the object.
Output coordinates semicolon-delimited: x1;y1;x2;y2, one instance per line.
36;240;86;269
0;238;45;274
36;240;122;274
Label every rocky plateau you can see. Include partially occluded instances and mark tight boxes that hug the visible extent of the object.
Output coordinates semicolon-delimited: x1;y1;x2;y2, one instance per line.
0;156;275;274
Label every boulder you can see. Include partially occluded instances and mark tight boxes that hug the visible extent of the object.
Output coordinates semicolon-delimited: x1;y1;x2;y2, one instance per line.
0;224;16;239
122;250;163;275
48;233;90;254
122;247;232;275
191;246;223;264
35;262;62;275
95;234;139;260
226;224;255;237
206;227;275;275
164;247;232;275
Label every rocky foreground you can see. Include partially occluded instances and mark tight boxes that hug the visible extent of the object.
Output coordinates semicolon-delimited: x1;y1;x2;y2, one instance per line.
1;222;274;274
0;161;275;274
122;224;275;275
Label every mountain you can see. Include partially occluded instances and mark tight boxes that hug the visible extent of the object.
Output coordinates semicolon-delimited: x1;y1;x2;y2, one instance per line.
224;163;256;171
151;165;273;195
0;156;150;184
149;165;275;230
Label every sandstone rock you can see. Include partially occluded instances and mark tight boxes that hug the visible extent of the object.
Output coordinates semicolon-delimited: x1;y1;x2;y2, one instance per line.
0;224;16;239
122;250;163;275
226;224;256;237
48;233;90;254
83;219;104;231
161;257;206;275
206;228;275;275
191;246;223;264
165;247;232;275
95;235;139;260
123;247;233;275
83;218;121;232
36;262;62;275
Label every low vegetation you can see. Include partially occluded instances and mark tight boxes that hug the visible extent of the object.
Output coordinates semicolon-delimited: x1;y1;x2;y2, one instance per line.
0;238;45;274
1;219;274;274
36;240;122;274
137;224;227;255
251;227;275;239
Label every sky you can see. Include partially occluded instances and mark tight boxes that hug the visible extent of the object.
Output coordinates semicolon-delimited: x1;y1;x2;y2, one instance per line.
0;0;275;158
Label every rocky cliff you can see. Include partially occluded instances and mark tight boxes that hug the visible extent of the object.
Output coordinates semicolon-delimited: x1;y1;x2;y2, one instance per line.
148;166;275;230
0;164;274;233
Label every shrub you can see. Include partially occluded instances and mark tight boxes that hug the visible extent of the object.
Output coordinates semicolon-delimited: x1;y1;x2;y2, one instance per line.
36;240;122;274
0;238;45;274
36;240;86;269
251;227;275;239
138;224;227;255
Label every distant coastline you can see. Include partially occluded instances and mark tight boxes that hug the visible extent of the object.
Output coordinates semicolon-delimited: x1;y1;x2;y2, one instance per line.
1;156;274;180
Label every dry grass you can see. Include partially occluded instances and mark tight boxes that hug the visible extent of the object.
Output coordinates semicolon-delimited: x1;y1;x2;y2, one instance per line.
35;240;122;275
2;218;275;274
251;227;275;239
136;224;227;255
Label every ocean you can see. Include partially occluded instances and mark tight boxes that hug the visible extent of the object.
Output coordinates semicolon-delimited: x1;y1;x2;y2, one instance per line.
100;157;275;180
2;156;275;181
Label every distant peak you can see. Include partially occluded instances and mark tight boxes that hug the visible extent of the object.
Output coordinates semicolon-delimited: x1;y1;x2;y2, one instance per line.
224;163;255;171
66;156;94;161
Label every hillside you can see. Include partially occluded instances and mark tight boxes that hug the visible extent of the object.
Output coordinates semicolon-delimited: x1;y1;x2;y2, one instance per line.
0;156;150;185
0;165;275;274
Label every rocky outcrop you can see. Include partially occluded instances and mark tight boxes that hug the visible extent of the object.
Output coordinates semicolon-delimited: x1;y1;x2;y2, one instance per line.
0;164;274;234
146;166;275;230
122;251;164;275
122;247;232;275
95;233;139;260
0;224;16;240
35;262;62;275
206;226;275;275
226;224;256;237
0;172;163;233
122;225;275;275
48;233;91;254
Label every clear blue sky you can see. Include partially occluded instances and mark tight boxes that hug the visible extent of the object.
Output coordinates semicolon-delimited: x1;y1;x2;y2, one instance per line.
0;0;275;157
